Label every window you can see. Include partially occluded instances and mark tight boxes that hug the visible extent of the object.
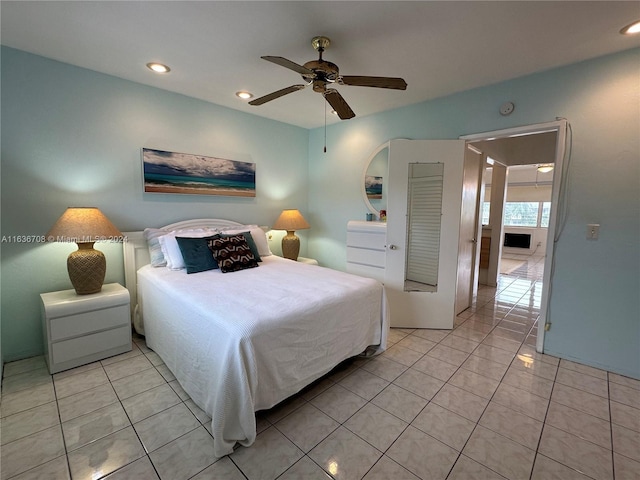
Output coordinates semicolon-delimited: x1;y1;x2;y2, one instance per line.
540;202;551;228
483;201;551;228
482;202;491;225
504;202;540;227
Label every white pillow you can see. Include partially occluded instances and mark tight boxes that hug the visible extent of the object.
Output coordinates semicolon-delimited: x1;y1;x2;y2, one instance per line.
158;229;216;270
220;225;272;257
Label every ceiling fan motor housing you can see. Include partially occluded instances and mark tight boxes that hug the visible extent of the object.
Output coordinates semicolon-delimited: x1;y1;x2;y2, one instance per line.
303;59;339;92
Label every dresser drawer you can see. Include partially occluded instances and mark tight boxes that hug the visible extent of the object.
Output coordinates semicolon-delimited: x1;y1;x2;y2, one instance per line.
51;325;131;364
346;246;386;268
49;304;129;341
347;231;386;250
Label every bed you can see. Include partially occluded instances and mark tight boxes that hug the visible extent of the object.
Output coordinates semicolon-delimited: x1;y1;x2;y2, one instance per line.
123;218;389;457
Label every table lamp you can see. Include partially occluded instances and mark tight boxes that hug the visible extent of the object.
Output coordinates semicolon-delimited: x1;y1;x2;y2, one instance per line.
46;207;122;295
272;209;310;260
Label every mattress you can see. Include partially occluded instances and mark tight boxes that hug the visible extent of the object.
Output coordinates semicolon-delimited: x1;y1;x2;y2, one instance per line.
138;255;388;456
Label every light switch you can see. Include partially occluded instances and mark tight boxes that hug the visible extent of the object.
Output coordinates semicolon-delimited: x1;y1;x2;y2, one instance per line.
587;224;600;240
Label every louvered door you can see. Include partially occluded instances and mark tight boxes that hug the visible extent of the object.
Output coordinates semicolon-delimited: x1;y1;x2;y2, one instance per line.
406;172;443;286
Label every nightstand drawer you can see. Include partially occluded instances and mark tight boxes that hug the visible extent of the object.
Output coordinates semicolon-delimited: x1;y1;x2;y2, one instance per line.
50;304;129;341
52;325;131;364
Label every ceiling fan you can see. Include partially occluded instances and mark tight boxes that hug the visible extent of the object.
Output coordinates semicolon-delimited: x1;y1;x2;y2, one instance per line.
249;36;407;120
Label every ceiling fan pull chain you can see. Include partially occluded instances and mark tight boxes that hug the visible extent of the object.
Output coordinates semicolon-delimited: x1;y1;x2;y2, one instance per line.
324;100;327;153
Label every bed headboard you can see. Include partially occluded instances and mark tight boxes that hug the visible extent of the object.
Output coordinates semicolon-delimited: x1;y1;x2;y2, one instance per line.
122;218;245;334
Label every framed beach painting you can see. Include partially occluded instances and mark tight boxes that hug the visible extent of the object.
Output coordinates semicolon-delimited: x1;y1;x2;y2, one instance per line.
142;148;256;197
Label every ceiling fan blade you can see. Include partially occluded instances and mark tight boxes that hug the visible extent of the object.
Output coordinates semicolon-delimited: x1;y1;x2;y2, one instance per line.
340;76;408;90
261;56;314;76
248;85;306;106
324;89;355;120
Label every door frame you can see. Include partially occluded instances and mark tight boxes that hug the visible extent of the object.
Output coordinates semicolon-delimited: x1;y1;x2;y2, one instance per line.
460;119;568;353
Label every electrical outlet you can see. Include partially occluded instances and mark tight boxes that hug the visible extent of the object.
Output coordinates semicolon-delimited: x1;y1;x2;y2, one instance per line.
587;224;600;240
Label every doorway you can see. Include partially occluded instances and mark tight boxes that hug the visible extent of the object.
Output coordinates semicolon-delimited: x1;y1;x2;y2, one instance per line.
461;120;567;352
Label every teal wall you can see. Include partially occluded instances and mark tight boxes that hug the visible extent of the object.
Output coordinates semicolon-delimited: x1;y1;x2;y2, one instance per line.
1;47;309;361
307;48;639;378
2;46;639;379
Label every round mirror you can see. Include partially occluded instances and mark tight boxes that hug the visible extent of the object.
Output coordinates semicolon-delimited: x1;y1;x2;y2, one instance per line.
361;141;389;216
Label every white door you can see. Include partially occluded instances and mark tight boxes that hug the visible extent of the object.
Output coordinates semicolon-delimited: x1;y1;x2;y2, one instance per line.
386;139;466;329
455;146;483;315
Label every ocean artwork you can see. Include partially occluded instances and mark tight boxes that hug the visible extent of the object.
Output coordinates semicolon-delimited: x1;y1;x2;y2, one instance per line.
365;175;383;199
142;148;256;197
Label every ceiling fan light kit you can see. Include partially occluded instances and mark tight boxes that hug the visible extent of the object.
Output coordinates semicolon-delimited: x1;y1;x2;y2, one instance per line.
249;36;407;120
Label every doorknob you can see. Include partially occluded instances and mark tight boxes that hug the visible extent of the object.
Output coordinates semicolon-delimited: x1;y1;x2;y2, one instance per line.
389;245;398;250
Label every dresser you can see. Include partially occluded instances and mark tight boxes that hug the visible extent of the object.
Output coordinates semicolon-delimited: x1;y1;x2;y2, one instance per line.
40;283;131;374
346;221;387;283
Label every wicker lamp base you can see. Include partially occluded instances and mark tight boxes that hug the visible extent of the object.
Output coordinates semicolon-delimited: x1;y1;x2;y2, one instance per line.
281;231;300;261
67;242;106;295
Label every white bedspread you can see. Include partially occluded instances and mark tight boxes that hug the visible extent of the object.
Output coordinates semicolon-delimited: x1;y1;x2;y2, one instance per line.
138;256;389;457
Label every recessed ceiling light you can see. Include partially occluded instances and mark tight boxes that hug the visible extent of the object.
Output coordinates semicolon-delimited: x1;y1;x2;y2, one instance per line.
537;164;554;173
236;91;253;100
146;62;171;73
620;20;640;35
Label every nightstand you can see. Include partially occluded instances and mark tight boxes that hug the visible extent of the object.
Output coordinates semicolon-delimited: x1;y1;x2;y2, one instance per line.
297;256;319;265
40;283;132;374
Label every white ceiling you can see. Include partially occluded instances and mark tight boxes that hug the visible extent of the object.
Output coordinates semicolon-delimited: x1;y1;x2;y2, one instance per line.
2;1;639;129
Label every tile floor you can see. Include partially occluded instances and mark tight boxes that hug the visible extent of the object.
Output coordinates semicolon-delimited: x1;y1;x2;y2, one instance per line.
2;254;639;480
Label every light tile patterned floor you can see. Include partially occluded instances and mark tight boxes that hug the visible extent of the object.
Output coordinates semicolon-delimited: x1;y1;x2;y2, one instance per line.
2;254;639;479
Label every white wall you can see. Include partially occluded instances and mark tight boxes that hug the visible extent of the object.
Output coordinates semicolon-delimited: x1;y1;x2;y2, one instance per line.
307;49;640;378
